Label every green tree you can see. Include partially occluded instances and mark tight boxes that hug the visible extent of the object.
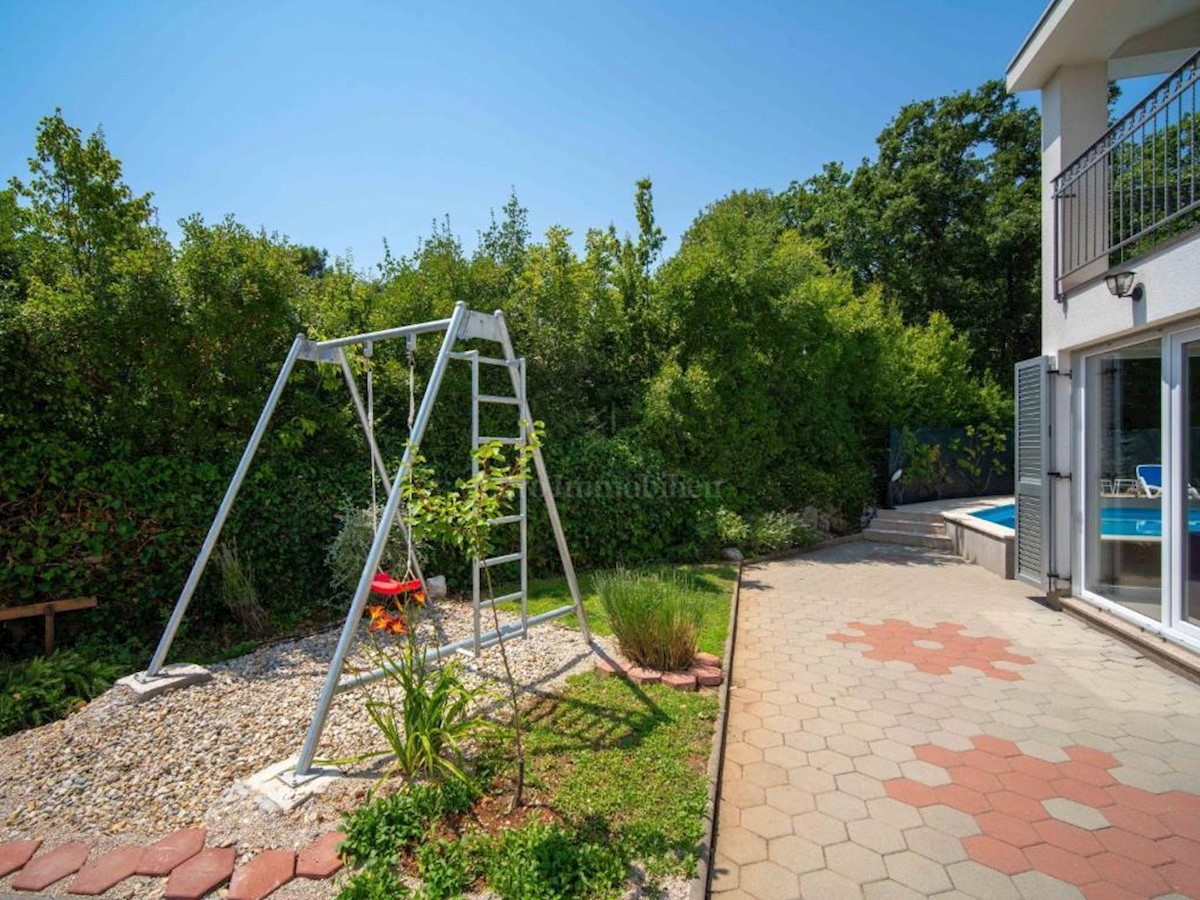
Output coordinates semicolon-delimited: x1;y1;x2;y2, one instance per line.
781;79;1040;381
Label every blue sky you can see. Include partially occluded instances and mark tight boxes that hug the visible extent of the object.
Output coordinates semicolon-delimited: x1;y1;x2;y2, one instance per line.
1;0;1049;271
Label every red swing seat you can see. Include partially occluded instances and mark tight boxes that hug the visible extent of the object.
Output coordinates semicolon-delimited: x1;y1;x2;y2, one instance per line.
370;571;422;596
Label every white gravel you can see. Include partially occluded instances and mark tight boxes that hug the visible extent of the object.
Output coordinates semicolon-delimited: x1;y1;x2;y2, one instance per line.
0;598;617;898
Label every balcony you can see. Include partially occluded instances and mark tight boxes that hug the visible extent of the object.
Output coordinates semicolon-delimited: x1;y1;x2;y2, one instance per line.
1053;48;1200;298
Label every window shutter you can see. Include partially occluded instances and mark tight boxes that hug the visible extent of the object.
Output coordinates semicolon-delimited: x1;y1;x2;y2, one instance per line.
1015;356;1049;589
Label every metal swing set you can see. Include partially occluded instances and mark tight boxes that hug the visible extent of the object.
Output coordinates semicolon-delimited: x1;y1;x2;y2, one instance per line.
134;302;591;783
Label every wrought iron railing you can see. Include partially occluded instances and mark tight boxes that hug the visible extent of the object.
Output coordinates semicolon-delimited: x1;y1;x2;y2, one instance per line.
1053;49;1200;298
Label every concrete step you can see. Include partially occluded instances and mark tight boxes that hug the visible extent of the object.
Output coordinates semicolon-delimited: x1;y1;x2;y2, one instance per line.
875;508;945;525
863;528;954;551
868;517;947;537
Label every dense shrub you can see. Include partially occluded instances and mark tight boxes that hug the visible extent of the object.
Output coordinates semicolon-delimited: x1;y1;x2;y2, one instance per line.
0;651;123;735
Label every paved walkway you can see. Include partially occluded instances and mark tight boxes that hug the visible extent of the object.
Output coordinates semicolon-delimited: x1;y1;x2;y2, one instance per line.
713;540;1200;900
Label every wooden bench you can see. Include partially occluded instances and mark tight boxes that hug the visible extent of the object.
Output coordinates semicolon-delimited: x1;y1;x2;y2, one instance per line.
0;597;98;656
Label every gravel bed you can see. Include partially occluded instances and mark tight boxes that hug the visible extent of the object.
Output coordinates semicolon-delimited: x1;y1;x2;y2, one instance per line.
0;598;610;898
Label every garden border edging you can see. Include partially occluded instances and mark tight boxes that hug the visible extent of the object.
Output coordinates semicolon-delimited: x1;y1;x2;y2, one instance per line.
689;561;742;900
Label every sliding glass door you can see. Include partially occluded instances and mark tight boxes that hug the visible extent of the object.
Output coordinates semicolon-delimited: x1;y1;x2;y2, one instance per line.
1084;338;1164;620
1169;330;1200;643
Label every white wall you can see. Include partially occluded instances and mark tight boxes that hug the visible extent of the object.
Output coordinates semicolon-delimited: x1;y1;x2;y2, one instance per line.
1046;231;1200;357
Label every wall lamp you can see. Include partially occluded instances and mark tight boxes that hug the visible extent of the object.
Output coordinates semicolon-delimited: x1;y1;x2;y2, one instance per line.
1105;271;1143;301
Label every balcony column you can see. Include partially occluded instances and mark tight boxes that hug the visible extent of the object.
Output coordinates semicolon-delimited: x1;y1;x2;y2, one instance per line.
1041;63;1107;597
1041;62;1110;314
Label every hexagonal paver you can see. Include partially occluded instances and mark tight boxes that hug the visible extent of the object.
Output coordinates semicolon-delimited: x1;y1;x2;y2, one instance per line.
885;849;953;894
825;841;886;883
767;835;824;875
793;810;848;846
1042;798;1110;831
798;868;864;900
717;827;767;866
847;818;907;855
741;805;794;840
738;860;799;900
904;824;969;864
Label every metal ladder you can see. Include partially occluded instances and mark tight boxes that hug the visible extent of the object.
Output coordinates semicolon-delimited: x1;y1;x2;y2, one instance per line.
460;349;529;656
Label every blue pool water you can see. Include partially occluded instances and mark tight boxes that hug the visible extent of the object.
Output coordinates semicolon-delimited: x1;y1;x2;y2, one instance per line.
971;503;1200;537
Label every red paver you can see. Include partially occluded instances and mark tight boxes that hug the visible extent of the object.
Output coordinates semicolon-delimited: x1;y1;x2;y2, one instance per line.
1066;746;1119;769
934;783;991;815
163;846;236;900
11;842;91;891
950;765;1002;794
690;664;723;687
1160;834;1200;862
916;745;962;769
999;770;1056;801
0;839;42;878
694;651;721;669
68;845;144;895
138;827;207;876
661;671;696;691
1024;842;1099;886
228;849;295;900
971;735;1021;758
1035;819;1105;856
978;811;1040;848
1096;827;1172;867
885;778;939;807
1162;809;1200;842
1160;861;1200;896
594;658;626;677
1088;851;1170;896
296;832;344;879
1052;777;1114;808
1060;761;1116;788
962;835;1030;874
627;666;661;685
990;790;1048;822
884;740;1200;896
829;619;1033;679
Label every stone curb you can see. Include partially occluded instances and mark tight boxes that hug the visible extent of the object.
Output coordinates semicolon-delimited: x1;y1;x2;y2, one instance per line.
689;561;743;900
739;532;862;566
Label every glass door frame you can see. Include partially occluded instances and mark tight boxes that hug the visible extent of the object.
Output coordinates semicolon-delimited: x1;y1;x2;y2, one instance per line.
1075;333;1168;629
1167;327;1200;645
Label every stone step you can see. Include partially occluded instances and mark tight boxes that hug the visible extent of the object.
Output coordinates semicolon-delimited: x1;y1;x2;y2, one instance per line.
863;528;954;550
869;517;947;537
875;508;946;525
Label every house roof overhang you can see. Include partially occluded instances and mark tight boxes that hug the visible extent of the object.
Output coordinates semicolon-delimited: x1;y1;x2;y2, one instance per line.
1006;0;1200;92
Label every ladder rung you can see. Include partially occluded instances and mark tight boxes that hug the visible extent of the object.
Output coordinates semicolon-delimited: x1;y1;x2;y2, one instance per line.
480;551;522;568
481;590;523;608
477;394;521;406
479;436;523;445
488;514;523;526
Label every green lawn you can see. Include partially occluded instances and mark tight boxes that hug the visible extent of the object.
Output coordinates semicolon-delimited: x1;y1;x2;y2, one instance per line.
508;563;737;659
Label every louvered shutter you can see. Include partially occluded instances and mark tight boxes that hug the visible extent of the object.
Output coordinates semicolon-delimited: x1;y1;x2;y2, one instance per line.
1014;356;1049;589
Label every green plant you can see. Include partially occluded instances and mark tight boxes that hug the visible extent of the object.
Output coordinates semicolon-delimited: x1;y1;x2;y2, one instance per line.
594;569;705;671
336;864;411;900
747;510;813;554
479;821;627;900
415;838;473;900
338;778;480;870
714;507;750;547
215;541;269;635
347;635;494;787
405;434;539;810
0;650;123;736
325;505;417;595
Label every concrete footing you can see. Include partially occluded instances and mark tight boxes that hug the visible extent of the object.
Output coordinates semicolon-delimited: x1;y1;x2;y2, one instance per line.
243;757;344;813
117;664;212;702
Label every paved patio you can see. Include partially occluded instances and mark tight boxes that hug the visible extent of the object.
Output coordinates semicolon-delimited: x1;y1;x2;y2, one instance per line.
713;540;1200;900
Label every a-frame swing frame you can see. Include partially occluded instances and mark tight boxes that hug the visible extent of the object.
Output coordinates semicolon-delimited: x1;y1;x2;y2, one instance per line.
136;301;591;781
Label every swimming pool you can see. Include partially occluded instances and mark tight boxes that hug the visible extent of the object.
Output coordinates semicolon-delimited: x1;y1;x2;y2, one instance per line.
971;503;1200;538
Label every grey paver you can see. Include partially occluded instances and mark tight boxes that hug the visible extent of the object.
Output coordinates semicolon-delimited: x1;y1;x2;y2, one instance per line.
710;542;1200;900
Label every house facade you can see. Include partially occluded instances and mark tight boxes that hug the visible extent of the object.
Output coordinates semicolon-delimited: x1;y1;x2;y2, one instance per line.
1007;1;1200;653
